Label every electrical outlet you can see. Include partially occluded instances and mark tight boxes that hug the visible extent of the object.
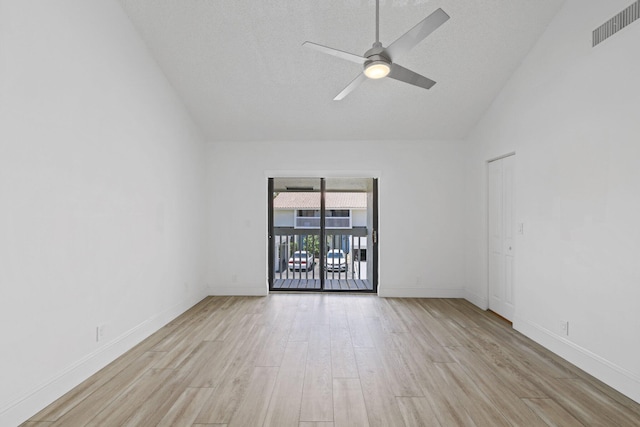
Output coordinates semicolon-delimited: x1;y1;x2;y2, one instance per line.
96;324;106;342
560;320;569;336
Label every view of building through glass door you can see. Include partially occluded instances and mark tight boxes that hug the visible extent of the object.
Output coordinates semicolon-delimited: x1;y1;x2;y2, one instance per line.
268;177;377;292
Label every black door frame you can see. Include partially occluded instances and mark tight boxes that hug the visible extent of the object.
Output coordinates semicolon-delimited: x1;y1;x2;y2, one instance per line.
268;177;378;293
372;177;379;293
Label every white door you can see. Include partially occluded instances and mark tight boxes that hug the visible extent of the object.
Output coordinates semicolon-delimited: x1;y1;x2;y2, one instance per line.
488;155;515;321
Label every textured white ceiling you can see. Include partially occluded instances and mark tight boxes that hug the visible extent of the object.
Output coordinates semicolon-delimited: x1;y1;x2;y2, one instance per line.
118;0;565;141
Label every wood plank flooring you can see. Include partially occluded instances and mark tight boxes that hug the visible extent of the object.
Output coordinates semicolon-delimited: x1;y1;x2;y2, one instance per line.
24;295;640;426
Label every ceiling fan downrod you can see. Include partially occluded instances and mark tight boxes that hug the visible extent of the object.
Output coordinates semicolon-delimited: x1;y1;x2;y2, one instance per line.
375;0;380;44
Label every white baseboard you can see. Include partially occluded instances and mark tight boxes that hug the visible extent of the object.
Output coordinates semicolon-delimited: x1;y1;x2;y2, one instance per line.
0;293;208;427
378;287;465;298
514;317;640;405
210;285;463;299
211;286;268;296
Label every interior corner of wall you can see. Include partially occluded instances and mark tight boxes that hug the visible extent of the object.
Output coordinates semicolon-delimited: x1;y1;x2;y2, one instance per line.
464;288;488;310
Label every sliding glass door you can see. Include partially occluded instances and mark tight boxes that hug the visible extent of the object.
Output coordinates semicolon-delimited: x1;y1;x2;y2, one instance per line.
268;177;377;293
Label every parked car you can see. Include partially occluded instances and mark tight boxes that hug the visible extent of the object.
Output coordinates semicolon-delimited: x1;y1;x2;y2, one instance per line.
325;249;347;272
288;251;315;271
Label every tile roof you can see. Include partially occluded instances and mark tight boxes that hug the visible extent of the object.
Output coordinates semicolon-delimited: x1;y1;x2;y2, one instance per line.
273;192;367;209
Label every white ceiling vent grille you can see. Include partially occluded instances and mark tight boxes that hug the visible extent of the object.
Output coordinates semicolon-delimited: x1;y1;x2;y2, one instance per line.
593;0;640;47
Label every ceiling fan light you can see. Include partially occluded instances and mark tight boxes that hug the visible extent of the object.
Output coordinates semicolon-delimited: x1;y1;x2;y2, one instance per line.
364;61;390;79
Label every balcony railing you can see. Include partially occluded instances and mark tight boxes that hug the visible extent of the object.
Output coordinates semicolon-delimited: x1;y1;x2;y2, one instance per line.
271;227;370;291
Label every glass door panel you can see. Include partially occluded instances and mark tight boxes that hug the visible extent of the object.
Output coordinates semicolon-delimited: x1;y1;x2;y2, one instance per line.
324;178;374;291
270;178;321;290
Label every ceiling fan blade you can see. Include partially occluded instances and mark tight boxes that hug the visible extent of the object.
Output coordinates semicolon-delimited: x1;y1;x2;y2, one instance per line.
303;41;366;64
388;64;436;90
334;73;367;101
386;8;449;60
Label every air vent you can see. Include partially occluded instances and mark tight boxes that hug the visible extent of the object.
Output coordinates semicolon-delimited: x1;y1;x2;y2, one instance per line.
286;187;314;191
593;0;640;47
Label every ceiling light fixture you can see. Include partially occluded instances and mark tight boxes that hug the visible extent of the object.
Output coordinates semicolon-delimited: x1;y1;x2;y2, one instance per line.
364;60;391;79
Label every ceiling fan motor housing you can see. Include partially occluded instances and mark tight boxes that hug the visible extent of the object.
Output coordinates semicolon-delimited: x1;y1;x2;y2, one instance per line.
364;53;391;66
364;43;390;61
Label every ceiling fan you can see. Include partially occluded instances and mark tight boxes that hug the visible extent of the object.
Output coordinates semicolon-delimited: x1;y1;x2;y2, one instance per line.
303;0;450;100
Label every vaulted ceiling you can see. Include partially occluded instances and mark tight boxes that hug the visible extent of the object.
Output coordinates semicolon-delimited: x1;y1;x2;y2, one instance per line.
119;0;565;141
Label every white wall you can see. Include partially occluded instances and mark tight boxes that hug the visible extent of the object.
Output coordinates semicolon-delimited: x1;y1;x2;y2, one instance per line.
352;209;367;228
0;1;208;424
206;140;468;297
274;210;294;227
465;0;640;403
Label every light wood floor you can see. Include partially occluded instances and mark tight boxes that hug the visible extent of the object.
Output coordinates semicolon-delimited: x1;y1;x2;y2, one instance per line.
24;295;640;426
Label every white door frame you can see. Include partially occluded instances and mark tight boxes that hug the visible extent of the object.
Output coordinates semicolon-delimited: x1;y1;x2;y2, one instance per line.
487;152;516;321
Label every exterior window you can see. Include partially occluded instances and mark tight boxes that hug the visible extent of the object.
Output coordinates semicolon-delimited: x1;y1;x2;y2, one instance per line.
295;209;352;229
297;210;320;217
